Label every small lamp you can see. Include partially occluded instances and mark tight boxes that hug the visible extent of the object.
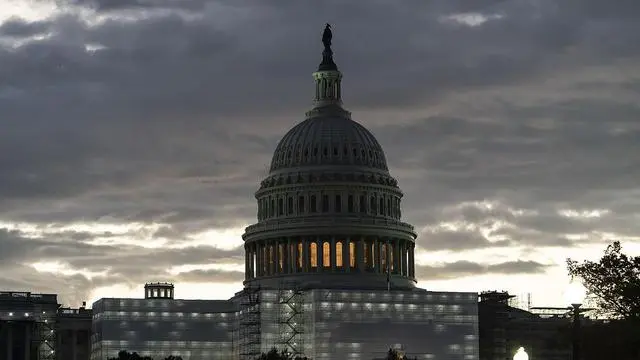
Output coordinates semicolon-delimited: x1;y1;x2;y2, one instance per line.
513;347;529;360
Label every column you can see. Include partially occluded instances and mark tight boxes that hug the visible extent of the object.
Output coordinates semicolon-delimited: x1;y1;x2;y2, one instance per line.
245;244;250;280
331;236;337;271
72;330;78;360
259;242;264;277
393;239;400;275
291;238;298;273
7;324;12;360
274;239;280;275
386;238;391;274
316;236;322;272
402;241;408;276
24;323;30;360
287;237;293;274
409;243;415;278
303;237;309;272
358;236;365;272
375;238;382;273
344;237;351;273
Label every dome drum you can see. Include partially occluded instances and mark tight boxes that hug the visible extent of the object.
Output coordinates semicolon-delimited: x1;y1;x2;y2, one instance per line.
242;235;417;290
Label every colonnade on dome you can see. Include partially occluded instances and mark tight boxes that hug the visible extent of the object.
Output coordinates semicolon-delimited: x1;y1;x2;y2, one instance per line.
244;236;415;281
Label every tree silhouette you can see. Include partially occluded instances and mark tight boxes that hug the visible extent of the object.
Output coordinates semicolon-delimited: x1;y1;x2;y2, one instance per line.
567;241;640;319
255;347;310;360
107;351;182;360
568;241;640;358
384;348;416;360
107;350;153;360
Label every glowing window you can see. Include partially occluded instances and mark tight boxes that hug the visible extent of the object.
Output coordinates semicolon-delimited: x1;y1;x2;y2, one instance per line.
297;242;303;268
336;241;343;267
349;242;356;267
323;242;331;267
370;242;376;268
310;243;318;267
268;245;274;269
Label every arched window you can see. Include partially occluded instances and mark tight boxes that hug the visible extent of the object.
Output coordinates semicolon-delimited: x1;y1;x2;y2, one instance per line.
298;196;305;213
359;195;366;213
336;241;343;267
322;195;329;212
349;242;356;268
278;198;284;216
297;242;303;269
370;242;376;269
335;195;342;212
323;242;331;267
379;197;385;216
310;243;318;268
288;197;294;215
347;195;354;212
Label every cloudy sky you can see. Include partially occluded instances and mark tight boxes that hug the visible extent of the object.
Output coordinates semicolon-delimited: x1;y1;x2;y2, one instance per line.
1;0;640;308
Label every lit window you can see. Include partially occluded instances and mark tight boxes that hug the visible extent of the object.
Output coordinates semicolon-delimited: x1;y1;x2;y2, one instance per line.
349;242;356;267
336;241;343;267
310;243;318;267
297;242;303;268
323;242;331;267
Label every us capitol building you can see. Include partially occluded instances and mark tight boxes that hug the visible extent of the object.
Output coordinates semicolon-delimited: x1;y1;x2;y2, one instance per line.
91;26;479;360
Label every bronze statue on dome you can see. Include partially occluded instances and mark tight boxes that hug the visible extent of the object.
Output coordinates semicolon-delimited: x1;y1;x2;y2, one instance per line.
322;23;332;49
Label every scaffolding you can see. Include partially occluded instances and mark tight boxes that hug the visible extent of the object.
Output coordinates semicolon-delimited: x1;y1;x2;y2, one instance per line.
238;287;262;360
276;284;306;358
0;291;57;360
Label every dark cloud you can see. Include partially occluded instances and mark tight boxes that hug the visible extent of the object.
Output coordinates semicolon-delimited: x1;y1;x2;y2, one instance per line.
0;0;639;303
174;269;244;283
416;260;550;280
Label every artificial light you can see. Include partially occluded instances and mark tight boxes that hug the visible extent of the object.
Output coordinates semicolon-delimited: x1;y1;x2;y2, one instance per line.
565;281;587;306
513;347;529;360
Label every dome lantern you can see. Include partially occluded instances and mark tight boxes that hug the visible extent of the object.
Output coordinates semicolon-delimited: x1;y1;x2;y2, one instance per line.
313;23;343;108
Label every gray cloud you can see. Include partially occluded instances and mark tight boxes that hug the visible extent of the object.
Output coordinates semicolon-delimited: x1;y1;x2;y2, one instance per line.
416;260;550;280
0;0;639;304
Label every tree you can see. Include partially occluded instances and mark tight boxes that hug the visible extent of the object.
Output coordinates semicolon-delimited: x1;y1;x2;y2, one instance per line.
567;241;640;319
384;348;416;360
255;347;310;360
107;350;153;360
107;351;182;360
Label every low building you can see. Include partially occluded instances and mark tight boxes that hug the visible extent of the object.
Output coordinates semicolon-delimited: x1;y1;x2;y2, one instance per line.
0;290;58;360
57;303;92;360
90;283;237;360
478;291;572;360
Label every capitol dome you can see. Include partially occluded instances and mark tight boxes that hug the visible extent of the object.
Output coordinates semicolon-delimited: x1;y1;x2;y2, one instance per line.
242;27;417;290
269;109;389;173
